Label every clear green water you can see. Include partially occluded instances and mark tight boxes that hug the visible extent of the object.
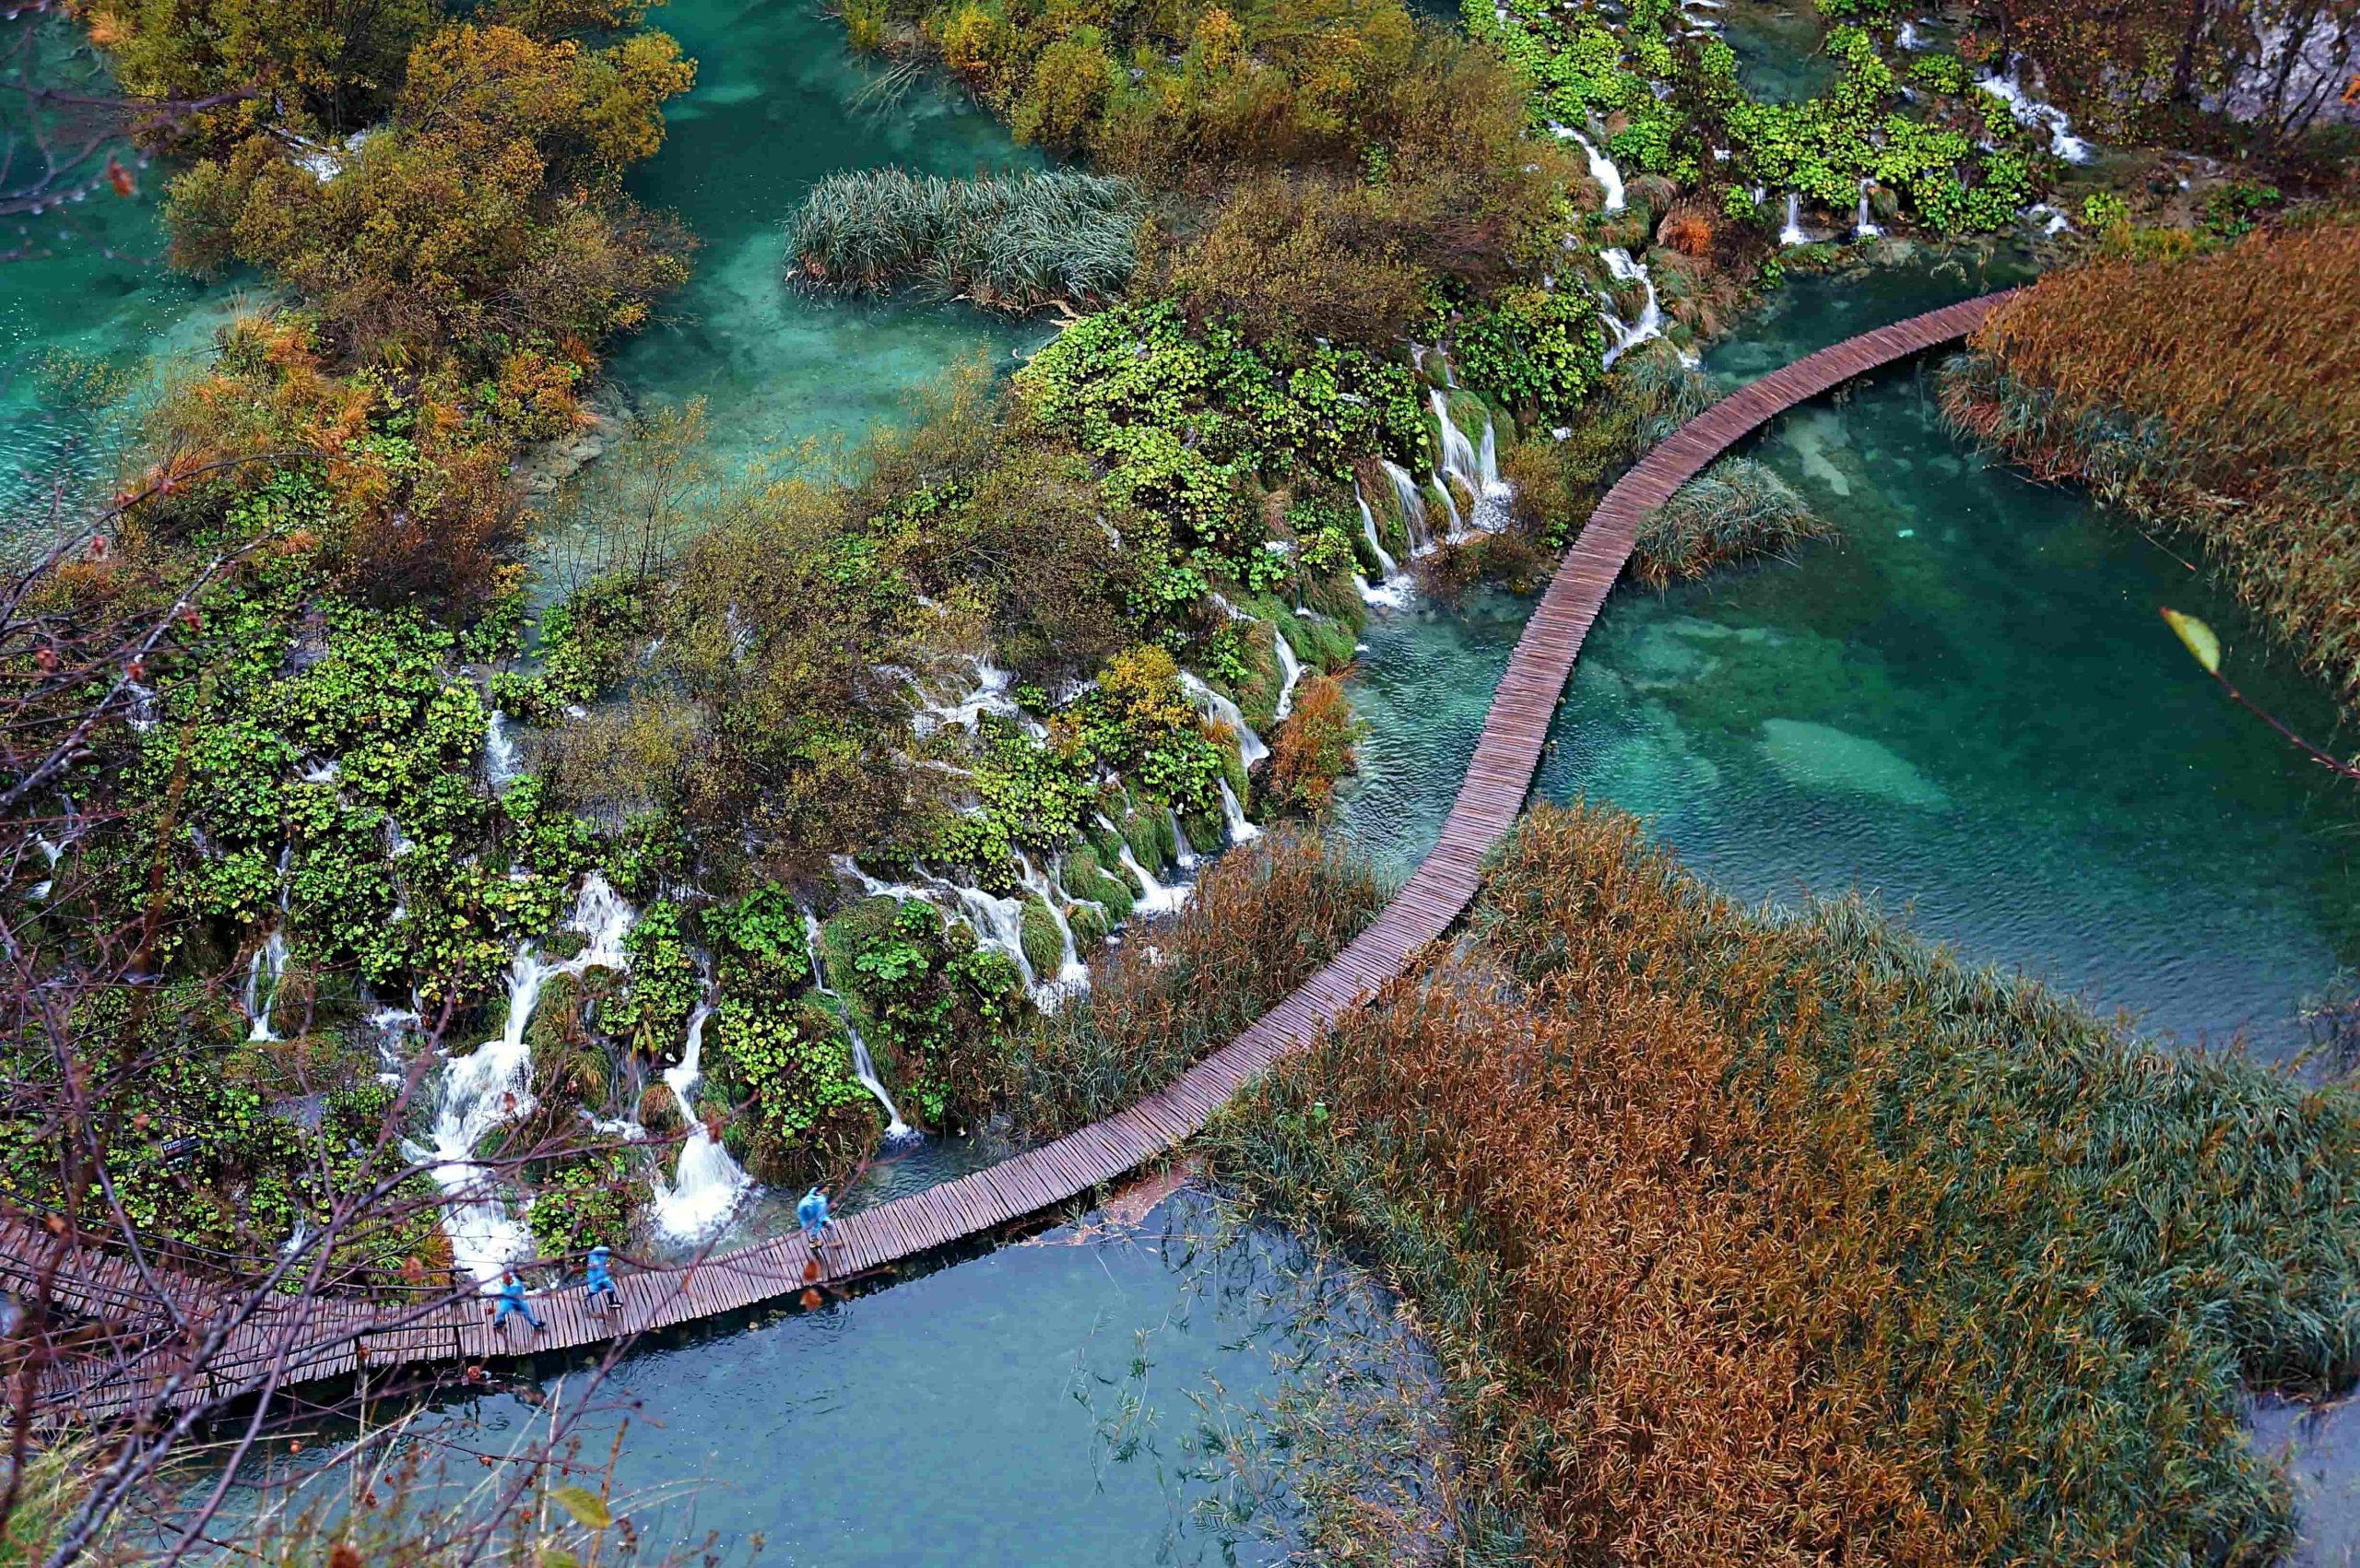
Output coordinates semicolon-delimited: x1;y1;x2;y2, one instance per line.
0;21;239;514
603;0;1052;476
1717;1;1840;105
274;1193;1422;1563
1341;251;2360;1059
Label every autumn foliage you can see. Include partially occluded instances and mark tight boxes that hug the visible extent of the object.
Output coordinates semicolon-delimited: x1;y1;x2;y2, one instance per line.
1944;220;2360;715
1213;804;2360;1563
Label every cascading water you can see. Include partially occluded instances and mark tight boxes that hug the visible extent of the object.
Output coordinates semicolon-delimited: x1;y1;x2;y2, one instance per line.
650;1002;755;1244
1180;672;1268;771
1218;780;1262;844
1016;851;1091;1005
804;911;913;1138
1552;124;1625;212
407;874;636;1284
1270;630;1304;722
1854;178;1882;239
1975;61;2094;161
1379;459;1436;557
1597;248;1667;368
1352;482;1411;607
243;847;294;1042
1099;812;1187;915
1165;808;1199;873
483;711;521;787
1430;391;1513;536
907;654;1035;738
1780;193;1810;246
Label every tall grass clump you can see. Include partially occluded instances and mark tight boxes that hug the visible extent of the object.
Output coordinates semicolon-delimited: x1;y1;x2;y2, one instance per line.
1208;801;2360;1565
1942;220;2360;716
1630;455;1831;587
987;831;1385;1138
787;168;1143;312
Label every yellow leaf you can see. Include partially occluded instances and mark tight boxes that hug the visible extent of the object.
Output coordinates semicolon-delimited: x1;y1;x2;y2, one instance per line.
549;1485;612;1530
2160;607;2220;675
540;1549;582;1568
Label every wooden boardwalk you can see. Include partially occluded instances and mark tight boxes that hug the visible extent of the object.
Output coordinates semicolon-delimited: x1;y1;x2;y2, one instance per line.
8;292;2011;1422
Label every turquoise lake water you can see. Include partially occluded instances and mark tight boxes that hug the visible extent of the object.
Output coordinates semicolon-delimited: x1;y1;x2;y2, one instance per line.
1339;247;2360;1060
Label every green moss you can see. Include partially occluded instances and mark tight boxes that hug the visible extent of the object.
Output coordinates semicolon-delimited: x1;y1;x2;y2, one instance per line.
1070;902;1111;955
1067;846;1136;922
1182;808;1224;854
1021;897;1065;978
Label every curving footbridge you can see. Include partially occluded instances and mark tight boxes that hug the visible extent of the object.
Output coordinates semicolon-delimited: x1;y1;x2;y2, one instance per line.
3;292;2012;1423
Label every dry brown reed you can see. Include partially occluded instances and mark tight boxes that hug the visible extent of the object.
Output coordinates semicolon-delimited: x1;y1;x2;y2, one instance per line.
1944;220;2360;714
1210;803;2360;1565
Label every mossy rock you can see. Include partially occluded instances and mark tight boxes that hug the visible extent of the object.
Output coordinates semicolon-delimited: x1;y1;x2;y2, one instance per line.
1304;570;1366;632
1120;809;1164;874
1021;898;1065;979
1070;902;1110;955
637;1080;682;1136
1068;847;1135;922
1221;746;1249;805
1288;607;1358;673
1444;387;1494;450
525;972;583;1055
541;929;590;962
1415;347;1452;388
1182;808;1224;855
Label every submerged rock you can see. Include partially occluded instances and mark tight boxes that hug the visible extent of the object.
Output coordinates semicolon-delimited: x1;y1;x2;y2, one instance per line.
1758;719;1949;809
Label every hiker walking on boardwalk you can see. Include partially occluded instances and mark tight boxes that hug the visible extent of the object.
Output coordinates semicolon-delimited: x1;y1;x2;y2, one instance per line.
493;1267;545;1334
584;1244;619;1314
797;1186;836;1253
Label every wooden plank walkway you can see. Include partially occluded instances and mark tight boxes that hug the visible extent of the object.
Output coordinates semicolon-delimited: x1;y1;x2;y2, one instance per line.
10;292;2011;1423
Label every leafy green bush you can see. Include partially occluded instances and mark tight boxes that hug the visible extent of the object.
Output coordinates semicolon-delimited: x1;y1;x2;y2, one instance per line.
1454;285;1607;423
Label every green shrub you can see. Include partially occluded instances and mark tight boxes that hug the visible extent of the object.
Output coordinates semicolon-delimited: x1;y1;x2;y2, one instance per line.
787;167;1144;311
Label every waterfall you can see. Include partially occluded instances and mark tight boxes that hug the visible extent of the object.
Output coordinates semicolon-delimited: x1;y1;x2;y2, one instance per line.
1976;62;2093;161
1100;814;1187;915
928;871;1037;991
407;873;636;1284
1854;178;1882;239
1166;808;1199;873
907;654;1033;738
243;931;289;1042
1180;672;1268;771
1429;392;1512;536
1016;851;1090;1006
1596;248;1668;369
1351;482;1410;607
650;1002;754;1244
1896;18;1925;47
1379;459;1436;556
1551;124;1625;213
1780;194;1809;246
243;848;294;1042
483;712;521;787
804;912;912;1138
1218;780;1261;844
1270;630;1304;721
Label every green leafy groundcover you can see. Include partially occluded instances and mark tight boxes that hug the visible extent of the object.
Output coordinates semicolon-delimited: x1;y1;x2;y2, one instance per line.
1469;0;2038;236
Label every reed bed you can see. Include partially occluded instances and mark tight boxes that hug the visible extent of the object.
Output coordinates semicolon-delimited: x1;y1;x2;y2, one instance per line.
1630;454;1831;587
1942;221;2360;715
1208;802;2360;1565
785;168;1143;312
985;831;1385;1139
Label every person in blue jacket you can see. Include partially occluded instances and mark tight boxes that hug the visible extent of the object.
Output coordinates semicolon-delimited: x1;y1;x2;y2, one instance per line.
796;1187;836;1252
584;1245;619;1314
492;1268;544;1334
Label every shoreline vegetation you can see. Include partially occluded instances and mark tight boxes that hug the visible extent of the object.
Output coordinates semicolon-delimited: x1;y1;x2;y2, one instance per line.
1942;218;2360;725
1208;803;2360;1563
